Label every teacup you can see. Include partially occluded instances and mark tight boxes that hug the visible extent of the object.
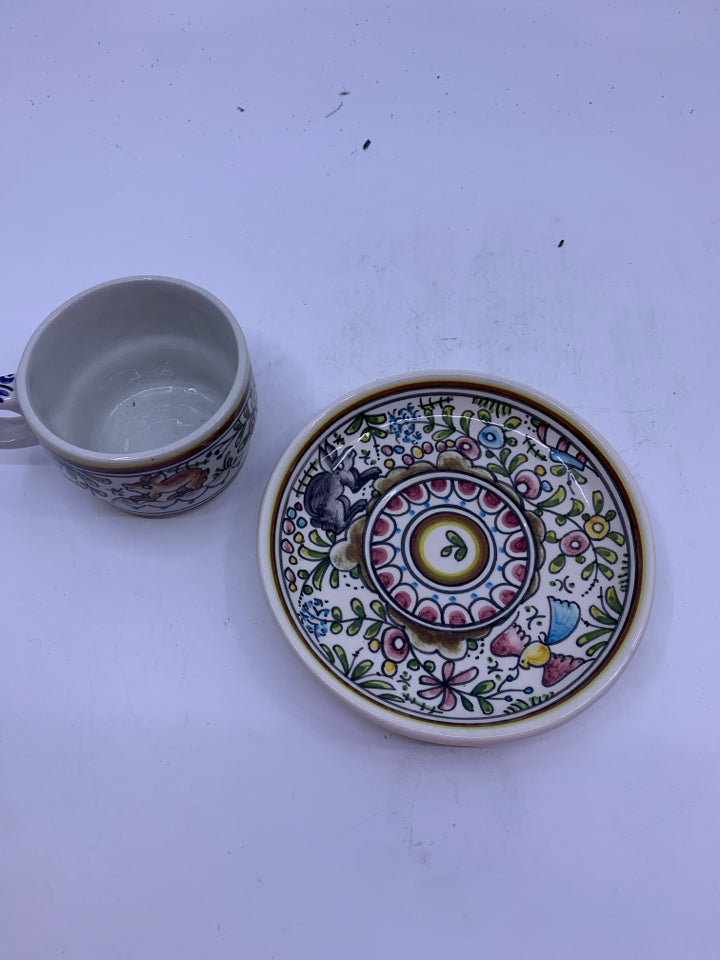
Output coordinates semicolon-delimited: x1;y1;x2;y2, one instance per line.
0;276;257;516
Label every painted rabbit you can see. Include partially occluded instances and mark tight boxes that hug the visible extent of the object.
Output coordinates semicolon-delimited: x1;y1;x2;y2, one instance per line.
303;444;381;535
123;466;209;504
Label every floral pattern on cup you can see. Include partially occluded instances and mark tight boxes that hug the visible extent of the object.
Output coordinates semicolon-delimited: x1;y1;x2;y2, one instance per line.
270;383;648;728
52;379;257;515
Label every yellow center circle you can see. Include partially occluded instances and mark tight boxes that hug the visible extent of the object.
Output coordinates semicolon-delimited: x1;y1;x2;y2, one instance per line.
409;510;490;587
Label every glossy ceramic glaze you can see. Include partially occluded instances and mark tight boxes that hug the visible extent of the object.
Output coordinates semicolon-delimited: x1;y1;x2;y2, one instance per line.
1;276;257;515
258;372;655;744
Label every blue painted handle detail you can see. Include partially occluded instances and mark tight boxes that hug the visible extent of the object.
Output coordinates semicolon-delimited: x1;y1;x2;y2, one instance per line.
0;372;39;448
0;373;16;404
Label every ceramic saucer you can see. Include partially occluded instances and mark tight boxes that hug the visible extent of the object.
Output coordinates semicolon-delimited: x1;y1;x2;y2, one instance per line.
257;372;654;744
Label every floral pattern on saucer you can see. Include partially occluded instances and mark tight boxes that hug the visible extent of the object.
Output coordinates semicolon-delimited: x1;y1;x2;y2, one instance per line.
265;379;651;736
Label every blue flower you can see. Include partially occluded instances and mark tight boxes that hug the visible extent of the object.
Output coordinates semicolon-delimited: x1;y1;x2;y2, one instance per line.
299;598;332;639
479;424;505;449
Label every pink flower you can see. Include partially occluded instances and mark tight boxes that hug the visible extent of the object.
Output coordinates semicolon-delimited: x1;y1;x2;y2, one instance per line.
456;436;480;459
382;627;410;663
560;530;590;556
514;470;542;499
418;661;479;711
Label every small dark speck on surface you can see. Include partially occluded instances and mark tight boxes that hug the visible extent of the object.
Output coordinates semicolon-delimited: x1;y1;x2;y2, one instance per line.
340;89;350;96
237;105;245;112
363;139;371;150
557;239;564;247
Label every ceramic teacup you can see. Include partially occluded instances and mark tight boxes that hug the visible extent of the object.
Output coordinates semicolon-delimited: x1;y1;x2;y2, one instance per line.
0;276;257;516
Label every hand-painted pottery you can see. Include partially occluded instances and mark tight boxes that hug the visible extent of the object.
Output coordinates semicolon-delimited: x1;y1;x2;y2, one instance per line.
258;372;654;744
1;276;257;516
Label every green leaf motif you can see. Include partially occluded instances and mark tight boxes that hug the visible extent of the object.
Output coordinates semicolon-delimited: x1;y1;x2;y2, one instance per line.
319;644;335;664
589;604;616;626
459;410;474;435
471;680;496;696
592;490;605;514
460;695;475;712
350;598;366;619
351;660;373;680
363;621;382;640
346;415;364;435
507;453;528;474
311;558;331;590
576;627;611;647
370;600;387;619
596;546;618;564
299;545;328;561
606;586;623;614
585;640;608;658
347;619;364;637
478;697;494;715
504;416;522;430
549;554;566;573
333;645;350;673
538;485;567;509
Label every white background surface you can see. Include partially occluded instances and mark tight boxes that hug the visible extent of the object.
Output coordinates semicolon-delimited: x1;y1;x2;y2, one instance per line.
1;2;717;958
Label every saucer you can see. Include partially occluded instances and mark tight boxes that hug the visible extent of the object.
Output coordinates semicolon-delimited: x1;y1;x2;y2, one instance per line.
257;372;654;744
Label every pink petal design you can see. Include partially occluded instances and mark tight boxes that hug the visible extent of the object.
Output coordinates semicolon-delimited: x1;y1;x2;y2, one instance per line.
418;679;445;699
542;654;585;687
490;623;528;657
440;687;457;711
449;666;479;686
441;660;456;682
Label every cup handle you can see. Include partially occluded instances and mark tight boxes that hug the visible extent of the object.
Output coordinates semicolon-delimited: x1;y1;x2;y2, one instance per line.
0;373;39;448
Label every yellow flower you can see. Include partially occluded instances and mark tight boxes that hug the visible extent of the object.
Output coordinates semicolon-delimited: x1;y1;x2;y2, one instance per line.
584;515;610;540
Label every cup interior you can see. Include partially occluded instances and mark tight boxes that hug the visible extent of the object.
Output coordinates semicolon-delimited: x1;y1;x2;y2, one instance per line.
23;278;243;456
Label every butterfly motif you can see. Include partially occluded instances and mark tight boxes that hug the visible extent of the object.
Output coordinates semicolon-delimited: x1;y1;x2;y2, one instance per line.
490;597;585;687
535;421;588;472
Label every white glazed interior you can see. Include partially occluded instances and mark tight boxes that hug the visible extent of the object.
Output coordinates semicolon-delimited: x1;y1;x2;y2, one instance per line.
18;277;249;464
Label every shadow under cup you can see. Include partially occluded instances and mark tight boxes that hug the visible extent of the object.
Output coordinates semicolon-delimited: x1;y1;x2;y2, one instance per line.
19;277;257;515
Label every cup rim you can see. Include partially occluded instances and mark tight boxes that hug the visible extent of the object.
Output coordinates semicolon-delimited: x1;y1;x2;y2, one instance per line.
16;275;252;470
